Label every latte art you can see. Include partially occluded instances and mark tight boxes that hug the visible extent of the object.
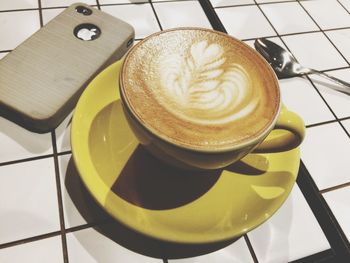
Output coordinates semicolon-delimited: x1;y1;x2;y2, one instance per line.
120;28;280;150
158;40;259;125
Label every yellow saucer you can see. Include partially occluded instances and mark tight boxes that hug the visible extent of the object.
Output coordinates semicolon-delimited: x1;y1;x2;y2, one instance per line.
71;60;300;244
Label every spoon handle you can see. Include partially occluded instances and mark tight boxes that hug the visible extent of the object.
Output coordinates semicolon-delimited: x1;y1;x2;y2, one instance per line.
310;69;350;95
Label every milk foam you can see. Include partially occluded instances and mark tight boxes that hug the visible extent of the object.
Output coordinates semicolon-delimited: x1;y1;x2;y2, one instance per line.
157;40;258;125
121;28;280;149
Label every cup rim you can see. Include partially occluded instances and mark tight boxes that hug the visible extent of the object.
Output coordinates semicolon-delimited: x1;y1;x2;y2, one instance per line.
119;27;281;154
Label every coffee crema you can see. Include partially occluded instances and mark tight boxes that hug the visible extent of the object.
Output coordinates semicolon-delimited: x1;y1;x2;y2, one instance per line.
120;28;280;151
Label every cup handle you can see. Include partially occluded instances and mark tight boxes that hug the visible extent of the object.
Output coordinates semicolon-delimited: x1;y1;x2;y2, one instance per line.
254;106;305;153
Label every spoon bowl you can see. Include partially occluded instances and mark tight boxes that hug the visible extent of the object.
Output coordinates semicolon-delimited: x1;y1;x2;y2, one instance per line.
254;38;350;95
254;38;311;79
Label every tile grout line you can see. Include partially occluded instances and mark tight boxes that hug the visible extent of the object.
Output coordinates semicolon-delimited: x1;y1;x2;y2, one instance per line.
337;120;350;139
297;161;350;260
306;116;350;129
323;25;350;32
95;0;101;10
0;7;39;13
304;74;344;128
274;26;350;39
0;220;114;250
0;3;145;13
0;154;55;167
199;0;227;33
320;182;350;194
244;234;259;263
37;0;43;27
64;219;114;234
0;231;62;250
0;1;187;14
296;0;350;67
51;132;69;263
214;0;296;9
337;0;350;15
57;150;72;156
252;0;281;37
91;2;146;8
149;0;163;31
313;65;350;73
149;0;195;3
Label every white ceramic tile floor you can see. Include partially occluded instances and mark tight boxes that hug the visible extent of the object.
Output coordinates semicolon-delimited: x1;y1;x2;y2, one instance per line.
301;123;350;190
255;0;291;3
101;3;160;39
0;117;53;163
153;1;212;29
323;186;350;240
1;0;350;261
282;32;348;71
59;154;86;229
248;186;330;262
0;10;40;51
210;0;254;8
259;2;318;35
168;237;254;263
301;0;350;30
339;0;350;12
0;158;60;244
342;119;350;134
59;154;87;229
279;77;335;126
0;236;63;263
152;0;194;2
99;0;148;3
326;29;350;63
0;0;38;11
58;154;108;229
309;68;350;119
216;5;276;40
55;113;72;153
41;8;64;25
41;0;97;8
66;228;162;262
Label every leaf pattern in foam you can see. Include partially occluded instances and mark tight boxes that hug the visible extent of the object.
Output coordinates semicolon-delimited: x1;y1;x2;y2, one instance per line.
158;40;259;125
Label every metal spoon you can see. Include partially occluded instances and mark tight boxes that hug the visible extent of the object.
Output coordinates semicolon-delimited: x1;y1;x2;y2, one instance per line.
254;38;350;95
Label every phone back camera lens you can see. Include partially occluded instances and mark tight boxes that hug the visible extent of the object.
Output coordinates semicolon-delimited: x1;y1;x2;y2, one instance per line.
127;38;134;48
76;6;92;16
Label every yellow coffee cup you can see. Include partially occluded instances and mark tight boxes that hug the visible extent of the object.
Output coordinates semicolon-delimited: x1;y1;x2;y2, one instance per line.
119;28;305;170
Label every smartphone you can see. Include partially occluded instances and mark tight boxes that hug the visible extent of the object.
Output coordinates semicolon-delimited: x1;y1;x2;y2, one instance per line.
0;3;134;133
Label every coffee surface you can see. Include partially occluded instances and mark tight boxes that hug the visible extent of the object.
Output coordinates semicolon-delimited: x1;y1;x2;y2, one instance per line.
120;28;280;150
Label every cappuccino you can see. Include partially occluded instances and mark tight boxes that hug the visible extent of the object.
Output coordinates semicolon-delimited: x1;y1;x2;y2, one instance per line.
120;28;280;151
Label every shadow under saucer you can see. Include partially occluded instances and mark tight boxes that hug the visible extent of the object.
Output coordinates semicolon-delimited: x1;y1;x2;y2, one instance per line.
65;156;238;259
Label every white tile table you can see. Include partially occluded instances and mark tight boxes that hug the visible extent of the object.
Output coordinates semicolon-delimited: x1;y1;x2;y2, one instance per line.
1;0;350;262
